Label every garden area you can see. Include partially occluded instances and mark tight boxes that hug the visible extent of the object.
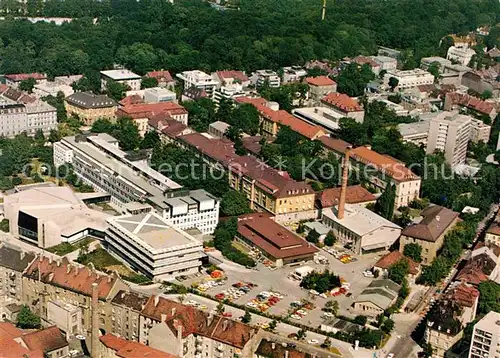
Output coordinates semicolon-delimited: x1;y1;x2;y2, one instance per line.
46;238;94;256
299;270;341;294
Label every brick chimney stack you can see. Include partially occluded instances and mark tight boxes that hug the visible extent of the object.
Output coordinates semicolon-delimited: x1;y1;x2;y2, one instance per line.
91;283;100;358
337;147;352;220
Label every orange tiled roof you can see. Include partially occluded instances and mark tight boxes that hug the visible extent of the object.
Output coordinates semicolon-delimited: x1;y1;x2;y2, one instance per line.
119;94;144;106
350;146;420;182
316;185;376;209
216;70;249;83
374;251;419;275
321;93;363;112
23;256;119;299
353;56;380;68
318;136;352;154
117;102;187;119
21;326;68;354
445;283;479;308
202;316;255;349
446;92;496;116
146;70;174;82
5;73;46;82
100;334;178;358
305;76;336;87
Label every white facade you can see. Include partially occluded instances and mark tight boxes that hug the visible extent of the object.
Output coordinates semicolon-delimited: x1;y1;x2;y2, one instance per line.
144;87;177;103
106;212;204;281
25;100;57;135
282;66;307;83
33;82;74;98
292;106;343;132
254;70;281;88
398;120;431;146
470;118;491;143
447;46;476;66
176;70;219;98
371;56;398;71
384;69;434;90
426;111;472;166
0;104;27;138
101;69;141;91
468;311;500;358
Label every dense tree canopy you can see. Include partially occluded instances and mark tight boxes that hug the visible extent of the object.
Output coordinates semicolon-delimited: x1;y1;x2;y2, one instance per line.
0;0;496;77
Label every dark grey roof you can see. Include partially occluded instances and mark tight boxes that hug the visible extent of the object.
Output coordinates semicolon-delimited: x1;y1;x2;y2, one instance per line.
65;91;116;109
0;245;35;272
111;290;149;312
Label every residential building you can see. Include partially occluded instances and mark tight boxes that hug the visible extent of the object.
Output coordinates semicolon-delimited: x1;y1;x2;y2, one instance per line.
348;146;422;207
100;333;178;358
373;251;420;281
456;241;500;285
304;76;337;101
420;57;452;72
3;186;110;248
22;256;128;334
148;114;193;143
178;132;315;222
53;133;182;207
447;45;476;66
461;71;500;99
425;284;479;357
470;118;491;143
101;69;141;91
4;73;47;88
146;70;176;90
144;87;177;103
317;135;352;158
0;323;69;358
0;103;28;137
176;70;219;99
426;111;472;166
212;70;250;88
110;290;149;341
105;212;204;281
321;151;401;255
398;120;431;146
139;295;258;358
353;56;381;75
444;92;497;121
25;100;57;135
353;279;400;317
0;245;35;318
486;210;500;246
65;92;117;126
371;55;398;71
321;93;365;123
468;311;500;358
378;46;401;59
235;213;318;267
54;74;83;86
208;121;231;138
282;66;307;83
236;96;326;139
33;81;74;97
384;69;435;91
292;106;344;132
314;184;376;218
253;70;281;88
47;300;82;339
399;205;460;265
375;98;409;116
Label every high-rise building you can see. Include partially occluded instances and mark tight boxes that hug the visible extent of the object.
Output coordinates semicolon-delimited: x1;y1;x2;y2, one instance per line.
468;311;500;358
426;111;472;166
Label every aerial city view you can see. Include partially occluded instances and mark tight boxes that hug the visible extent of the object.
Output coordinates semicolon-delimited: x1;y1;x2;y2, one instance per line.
0;0;499;357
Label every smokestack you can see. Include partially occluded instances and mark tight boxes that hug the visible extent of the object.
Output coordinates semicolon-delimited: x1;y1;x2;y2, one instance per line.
337;147;351;220
177;322;183;358
91;283;100;358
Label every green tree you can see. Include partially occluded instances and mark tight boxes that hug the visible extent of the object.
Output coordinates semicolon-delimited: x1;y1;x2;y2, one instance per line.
388;259;409;284
388;77;399;91
216;301;225;314
105;80;129;102
477;281;500;315
19;78;36;93
91;118;115;134
296;328;307;340
481;90;493;100
140;131;161;149
353;315;367;326
16;305;41;329
336;63;375;97
323;300;339;316
220;190;251;216
403;243;423;262
114;117;141;151
48;129;61;143
381;318;395;334
374;184;396;220
141;77;158;89
306;229;320;244
321;336;331;349
324;231;336;246
241;309;251;323
427;62;440;80
268;319;277;332
34;129;45;144
0;219;9;232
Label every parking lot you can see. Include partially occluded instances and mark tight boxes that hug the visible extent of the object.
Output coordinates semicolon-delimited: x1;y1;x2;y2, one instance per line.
180;246;385;327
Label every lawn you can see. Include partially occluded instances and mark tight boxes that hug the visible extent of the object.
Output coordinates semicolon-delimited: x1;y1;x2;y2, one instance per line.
46;238;94;256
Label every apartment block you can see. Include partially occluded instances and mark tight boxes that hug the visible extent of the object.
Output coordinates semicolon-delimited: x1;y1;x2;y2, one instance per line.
383;69;434;90
146;70;176;90
4;73;47;88
253;69;281;88
0;103;28;137
447;45;476;66
426;111;472;166
282;66;307;83
65;92;117;126
105;212;204;281
468;311;500;358
371;55;398;71
398;120;431;146
176;70;219;99
304;76;337;101
321;93;365;123
101;69;141;91
470;118;491;143
25;100;57;135
110;290;149;341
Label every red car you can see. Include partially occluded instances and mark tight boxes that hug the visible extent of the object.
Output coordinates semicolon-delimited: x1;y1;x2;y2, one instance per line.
215;293;225;300
222;312;232;317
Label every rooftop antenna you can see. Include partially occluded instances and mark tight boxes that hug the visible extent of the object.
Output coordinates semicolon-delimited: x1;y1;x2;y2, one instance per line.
321;0;326;21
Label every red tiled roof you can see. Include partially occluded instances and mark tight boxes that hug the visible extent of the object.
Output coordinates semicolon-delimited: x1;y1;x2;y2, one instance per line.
321;93;363;112
235;96;267;107
486;211;500;236
0;338;38;358
19;94;36;104
23;256;119;299
100;334;178;358
446;92;496;116
0;84;9;94
316;185;376;209
416;84;437;93
178;133;313;199
119;94;144;106
445;283;479;308
216;70;249;83
202;316;255;349
374;251;419;275
240;136;263;155
353;56;380;68
0;322;22;339
456;261;490;285
146;71;174;82
117;102;187;119
5;73;46;82
21;326;68;354
305;76;336;87
402;206;459;242
318;136;352;154
149;114;189;138
236;213;318;260
350;146;420;182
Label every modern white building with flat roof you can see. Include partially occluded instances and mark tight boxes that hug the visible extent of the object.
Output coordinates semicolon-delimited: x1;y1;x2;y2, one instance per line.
253;70;281;88
398;120;431;146
105;212;204;281
447;45;476;66
468;311;500;358
371;56;398;71
176;70;219;98
101;69;141;91
384;69;434;90
292;106;343;132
